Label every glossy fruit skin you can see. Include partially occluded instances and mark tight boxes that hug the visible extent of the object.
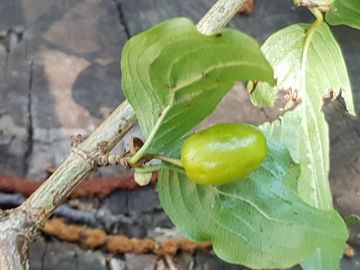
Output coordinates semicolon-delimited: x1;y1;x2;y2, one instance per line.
181;123;267;186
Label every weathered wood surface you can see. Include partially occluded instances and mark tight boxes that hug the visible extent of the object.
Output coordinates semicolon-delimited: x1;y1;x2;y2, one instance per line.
0;0;359;269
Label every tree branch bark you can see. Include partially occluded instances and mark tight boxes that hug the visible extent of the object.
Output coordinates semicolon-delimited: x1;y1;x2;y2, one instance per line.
0;0;247;269
197;0;247;34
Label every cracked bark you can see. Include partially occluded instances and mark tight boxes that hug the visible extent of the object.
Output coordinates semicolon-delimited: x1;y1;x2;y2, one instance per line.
23;60;34;176
0;1;248;269
0;208;39;269
112;0;131;39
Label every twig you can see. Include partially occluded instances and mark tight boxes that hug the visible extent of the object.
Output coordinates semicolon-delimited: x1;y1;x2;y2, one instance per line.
197;0;247;34
165;255;179;270
156;259;166;270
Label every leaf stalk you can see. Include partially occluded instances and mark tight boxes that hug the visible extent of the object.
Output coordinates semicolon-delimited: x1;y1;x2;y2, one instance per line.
301;8;323;92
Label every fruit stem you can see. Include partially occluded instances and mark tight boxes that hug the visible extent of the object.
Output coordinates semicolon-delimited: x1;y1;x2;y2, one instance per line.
135;164;169;173
155;155;184;168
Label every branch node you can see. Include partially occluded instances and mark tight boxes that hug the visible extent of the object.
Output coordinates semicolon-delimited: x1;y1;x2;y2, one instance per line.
71;147;95;167
95;152;129;168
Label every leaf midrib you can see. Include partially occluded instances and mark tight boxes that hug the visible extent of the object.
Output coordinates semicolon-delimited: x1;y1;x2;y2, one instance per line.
171;61;271;93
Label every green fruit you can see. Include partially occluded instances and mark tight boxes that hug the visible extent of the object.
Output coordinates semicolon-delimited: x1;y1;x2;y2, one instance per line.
181;123;267;186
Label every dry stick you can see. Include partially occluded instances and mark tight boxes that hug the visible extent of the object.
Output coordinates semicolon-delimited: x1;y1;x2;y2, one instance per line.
0;1;247;269
42;219;212;256
0;173;158;199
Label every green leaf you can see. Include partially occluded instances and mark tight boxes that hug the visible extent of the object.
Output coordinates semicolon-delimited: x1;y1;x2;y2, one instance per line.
121;18;275;161
326;0;360;30
300;249;341;270
248;23;354;211
158;135;347;270
247;21;353;270
344;214;360;226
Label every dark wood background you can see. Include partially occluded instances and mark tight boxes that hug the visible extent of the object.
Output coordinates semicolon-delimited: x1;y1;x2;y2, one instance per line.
0;0;359;269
